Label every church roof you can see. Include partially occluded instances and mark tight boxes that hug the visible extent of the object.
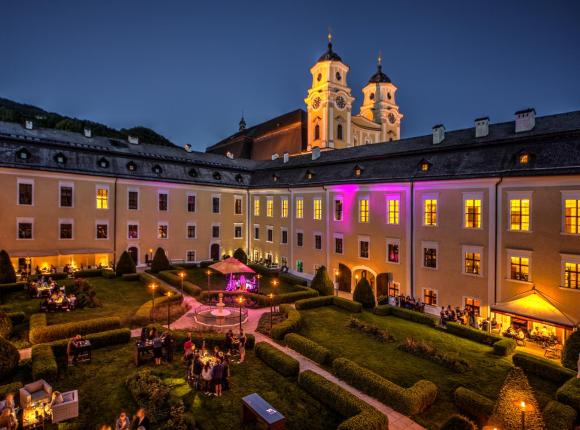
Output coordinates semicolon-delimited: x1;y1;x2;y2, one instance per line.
368;64;391;84
317;41;342;62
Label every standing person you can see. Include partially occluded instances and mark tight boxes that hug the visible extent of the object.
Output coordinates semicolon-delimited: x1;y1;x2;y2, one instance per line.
115;410;130;430
224;329;233;354
153;334;163;366
212;359;224;397
201;362;213;394
238;330;246;363
192;354;203;390
222;356;230;391
183;331;193;358
132;408;150;430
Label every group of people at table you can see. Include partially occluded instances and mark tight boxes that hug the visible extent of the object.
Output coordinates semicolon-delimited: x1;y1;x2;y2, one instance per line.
0;390;66;430
28;276;77;312
97;408;150;430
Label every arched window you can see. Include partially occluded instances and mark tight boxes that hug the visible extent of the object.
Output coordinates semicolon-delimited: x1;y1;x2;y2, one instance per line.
314;124;320;140
337;124;343;140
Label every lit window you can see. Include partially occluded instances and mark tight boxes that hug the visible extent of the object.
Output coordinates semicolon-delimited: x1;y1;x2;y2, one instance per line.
464;298;481;316
519;153;529;165
387;197;399;225
423;289;437;305
96;187;109;209
424;248;437;268
296;198;304;219
424;199;437;226
158;224;168;239
510;199;530;231
565;199;580;234
128;224;139;239
465;199;482;228
464;252;481;275
267;198;273;217
96;223;108;239
254;198;260;216
387;240;399;263
281;198;288;218
314;198;322;220
510;256;529;281
354;165;362;176
420;162;430;172
334;198;343;221
564;262;579;289
359;198;369;223
388;282;400;297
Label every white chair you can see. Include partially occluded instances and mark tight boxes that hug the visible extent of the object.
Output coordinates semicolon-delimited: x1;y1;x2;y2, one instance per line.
52;390;79;423
19;380;52;407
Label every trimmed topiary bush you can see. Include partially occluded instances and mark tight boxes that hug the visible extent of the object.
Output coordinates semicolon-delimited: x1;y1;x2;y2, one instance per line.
352;277;375;309
440;414;477;430
295;296;333;310
30;316;122;344
556;378;580;414
333;297;362;313
543;400;577;430
233;248;248;264
513;352;576;384
47;328;131;358
445;322;501;346
255;342;299;377
310;266;334;296
116;251;136;276
284;333;331;364
493;338;517;356
151;247;171;273
0;311;13;338
271;305;301;340
454;387;494;427
0;250;16;284
562;330;580;371
0;336;19;379
31;344;58;381
374;304;438;327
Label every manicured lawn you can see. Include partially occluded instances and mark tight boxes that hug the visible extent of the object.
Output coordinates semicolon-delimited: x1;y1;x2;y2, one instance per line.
184;268;301;295
297;306;559;430
50;343;341;430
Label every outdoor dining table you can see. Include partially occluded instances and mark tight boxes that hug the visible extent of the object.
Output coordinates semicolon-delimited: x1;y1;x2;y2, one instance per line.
242;393;285;430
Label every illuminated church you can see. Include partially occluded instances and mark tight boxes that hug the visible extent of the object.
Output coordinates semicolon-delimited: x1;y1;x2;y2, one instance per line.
206;35;403;160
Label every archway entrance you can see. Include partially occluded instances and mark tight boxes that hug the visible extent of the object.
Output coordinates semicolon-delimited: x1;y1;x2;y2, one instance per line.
128;247;138;265
352;266;376;296
210;243;220;261
338;263;352;293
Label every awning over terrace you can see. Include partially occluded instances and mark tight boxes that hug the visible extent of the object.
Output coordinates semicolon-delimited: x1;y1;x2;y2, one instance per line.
209;257;255;275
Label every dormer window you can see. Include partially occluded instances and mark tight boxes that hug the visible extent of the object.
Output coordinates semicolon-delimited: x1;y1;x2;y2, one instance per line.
213;172;222;180
235;174;244;183
518;153;530;165
152;165;162;174
306;170;315;180
354;165;364;177
126;161;137;172
188;168;198;178
98;157;110;168
54;152;67;164
272;173;279;182
419;160;431;172
16;148;31;160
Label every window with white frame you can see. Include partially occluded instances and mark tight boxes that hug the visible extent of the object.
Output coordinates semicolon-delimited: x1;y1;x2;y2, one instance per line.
423;196;438;226
187;223;196;239
562;191;580;234
296;231;304;247
281;197;288;218
157;222;168;239
17;218;33;240
561;254;580;290
211;223;220;238
158;191;168;211
96;220;108;239
358;236;370;259
295;197;303;219
386;238;400;263
462;245;483;276
422;241;438;269
254;197;261;216
186;250;196;262
464;193;483;229
253;224;260;240
212;195;221;214
17;179;34;205
281;228;288;244
266;226;273;243
423;288;438;305
314;233;322;250
128;189;139;210
266;197;273;217
334;196;343;221
234;195;243;215
358;197;369;223
59;182;74;208
187;193;196;213
234;223;243;239
128;222;139;240
464;297;481;316
96;185;109;209
58;219;73;240
334;233;343;254
508;191;532;231
386;194;400;225
313;198;322;220
507;249;532;282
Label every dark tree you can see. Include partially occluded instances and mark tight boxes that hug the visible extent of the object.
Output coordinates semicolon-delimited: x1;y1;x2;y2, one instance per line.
0;250;16;284
116;251;137;276
353;277;376;308
310;266;334;296
233;248;248;264
151;247;171;273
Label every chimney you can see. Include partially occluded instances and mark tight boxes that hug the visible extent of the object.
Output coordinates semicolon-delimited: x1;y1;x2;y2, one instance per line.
183;144;192;152
475;117;489;138
25;120;33;130
283;152;289;163
432;124;445;144
226;151;234;159
312;146;321;160
128;135;139;145
271;153;279;160
83;127;92;138
515;108;535;133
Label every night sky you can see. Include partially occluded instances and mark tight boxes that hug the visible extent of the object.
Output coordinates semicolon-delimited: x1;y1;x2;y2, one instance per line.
1;0;579;151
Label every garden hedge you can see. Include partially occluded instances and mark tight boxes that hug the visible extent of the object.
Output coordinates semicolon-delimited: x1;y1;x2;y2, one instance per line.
30;316;122;344
132;293;183;326
271;305;302;340
29;313;48;333
445;322;501;345
453;387;494;426
102;269;116;279
333;296;363;313
31;344;58;381
373;304;438;327
255;341;299;377
284;333;330;364
298;370;388;430
73;269;102;278
493;338;517;356
331;357;437;416
0;281;27;292
6;311;26;325
121;273;140;282
295;296;333;310
30;272;69;281
512;352;576;384
47;328;132;358
440;414;477;430
556;378;580;414
182;281;202;296
0;381;23;397
233;248;248;264
0;312;12;338
280;272;308;286
562;330;580;371
0;336;19;380
543;400;577;430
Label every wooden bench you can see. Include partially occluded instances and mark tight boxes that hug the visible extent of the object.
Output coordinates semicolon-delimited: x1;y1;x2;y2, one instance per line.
242;393;285;430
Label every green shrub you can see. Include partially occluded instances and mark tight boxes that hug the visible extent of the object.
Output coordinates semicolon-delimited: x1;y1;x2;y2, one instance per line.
0;336;19;379
0;311;13;338
116;251;137;276
31;344;58;381
30;313;48;332
445;322;501;345
121;273;140;281
374;304;439;327
333;297;362;313
493;338;517;356
30;316;122;344
102;269;116;279
331;357;437;416
298;370;388;430
0;281;26;292
132;294;183;326
255;341;299;377
562;330;580;371
543;400;577;430
277;288;319;304
352;277;375;309
0;250;16;284
347;317;395;343
310;266;334;296
280;272;308;286
284;333;330;364
7;311;26;325
47;328;131;358
453;387;494;426
157;270;182;287
151;247;171;273
233;248;248;264
29;272;69;281
556;378;580;414
182;281;202;296
513;352;576;384
440;414;477;430
73;269;102;278
271;307;301;340
0;381;23;397
399;337;470;373
295;296;333;310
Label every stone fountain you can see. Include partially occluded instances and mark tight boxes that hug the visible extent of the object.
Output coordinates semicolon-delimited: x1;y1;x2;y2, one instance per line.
210;293;231;317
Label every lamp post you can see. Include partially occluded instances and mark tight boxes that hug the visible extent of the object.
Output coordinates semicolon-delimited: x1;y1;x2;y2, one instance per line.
149;283;157;321
179;271;185;297
271;279;278;312
518;401;527;430
206;269;212;293
256;274;261;293
237;296;244;331
334;269;340;296
148;248;153;265
269;293;274;335
166;291;173;330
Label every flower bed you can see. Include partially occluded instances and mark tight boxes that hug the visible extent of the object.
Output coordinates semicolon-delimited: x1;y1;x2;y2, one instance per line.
398;337;471;373
373;304;438;327
347;317;395;343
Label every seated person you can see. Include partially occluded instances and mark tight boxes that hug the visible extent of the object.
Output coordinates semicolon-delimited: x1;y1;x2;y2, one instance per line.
0;408;17;430
213;345;220;357
0;393;16;414
67;334;83;363
540;325;549;337
115;410;131;430
530;326;539;337
516;328;525;340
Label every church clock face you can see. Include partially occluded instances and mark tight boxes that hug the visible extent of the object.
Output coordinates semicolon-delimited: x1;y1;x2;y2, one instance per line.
312;97;321;110
335;96;346;110
388;113;396;124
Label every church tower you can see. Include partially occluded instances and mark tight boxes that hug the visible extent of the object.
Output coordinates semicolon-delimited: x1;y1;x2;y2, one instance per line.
360;55;403;141
305;34;354;150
